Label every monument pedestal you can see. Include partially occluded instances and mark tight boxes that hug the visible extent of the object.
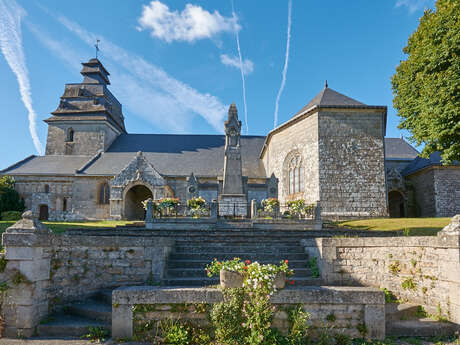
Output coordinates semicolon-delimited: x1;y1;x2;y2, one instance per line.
218;194;247;217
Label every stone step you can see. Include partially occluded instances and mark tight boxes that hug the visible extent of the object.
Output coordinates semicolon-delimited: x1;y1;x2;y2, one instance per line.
173;245;305;253
169;252;309;261
161;276;322;287
165;268;312;278
385;303;423;322
68;299;112;323
386;319;458;337
168;259;309;269
37;313;110;337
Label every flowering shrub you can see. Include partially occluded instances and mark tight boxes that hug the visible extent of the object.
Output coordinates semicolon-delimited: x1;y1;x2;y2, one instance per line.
158;198;179;209
205;257;246;277
261;198;280;213
287;199;315;217
186;196;207;218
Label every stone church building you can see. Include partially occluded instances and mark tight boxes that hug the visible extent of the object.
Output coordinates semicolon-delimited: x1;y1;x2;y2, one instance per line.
1;59;459;220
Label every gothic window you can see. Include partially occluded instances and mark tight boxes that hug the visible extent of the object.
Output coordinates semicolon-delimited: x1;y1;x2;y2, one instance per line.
66;128;74;142
288;155;304;195
98;183;110;205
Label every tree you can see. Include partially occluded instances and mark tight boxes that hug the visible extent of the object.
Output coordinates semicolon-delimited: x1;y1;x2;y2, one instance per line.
391;0;460;163
0;176;25;214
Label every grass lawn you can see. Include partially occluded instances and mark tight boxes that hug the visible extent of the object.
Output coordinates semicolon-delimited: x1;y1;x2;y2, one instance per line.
0;220;138;235
336;217;450;236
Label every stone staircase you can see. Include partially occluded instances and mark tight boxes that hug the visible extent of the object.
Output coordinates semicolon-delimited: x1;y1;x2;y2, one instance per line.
37;290;112;338
385;303;458;337
161;223;321;287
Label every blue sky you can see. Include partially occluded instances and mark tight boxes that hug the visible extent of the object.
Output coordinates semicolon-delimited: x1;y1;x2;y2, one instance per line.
0;0;434;168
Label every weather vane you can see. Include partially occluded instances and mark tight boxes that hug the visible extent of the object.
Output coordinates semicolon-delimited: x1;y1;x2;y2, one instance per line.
95;39;100;59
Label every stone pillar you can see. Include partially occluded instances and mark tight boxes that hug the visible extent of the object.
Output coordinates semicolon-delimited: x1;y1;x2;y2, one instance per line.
1;211;52;338
145;199;154;223
210;200;218;219
314;201;322;230
250;199;257;219
438;215;460;324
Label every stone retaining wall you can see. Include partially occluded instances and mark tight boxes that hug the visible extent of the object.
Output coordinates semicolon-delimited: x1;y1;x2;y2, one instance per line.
303;227;460;324
112;286;385;340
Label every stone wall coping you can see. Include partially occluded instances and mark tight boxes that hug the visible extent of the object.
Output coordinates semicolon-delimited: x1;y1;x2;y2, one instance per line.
2;233;174;248
112;286;384;305
317;234;459;249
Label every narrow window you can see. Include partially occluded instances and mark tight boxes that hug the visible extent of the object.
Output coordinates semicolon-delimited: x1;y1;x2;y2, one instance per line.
44;184;50;193
294;167;299;193
99;183;110;204
63;197;68;212
299;166;304;192
289;169;294;195
66;128;74;142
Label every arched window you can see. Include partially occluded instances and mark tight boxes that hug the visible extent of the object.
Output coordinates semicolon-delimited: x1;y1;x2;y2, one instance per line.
98;182;110;204
288;155;304;195
66;128;74;142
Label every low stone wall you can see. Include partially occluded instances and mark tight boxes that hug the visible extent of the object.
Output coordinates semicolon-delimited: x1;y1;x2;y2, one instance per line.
0;215;174;337
303;224;460;325
112;286;385;340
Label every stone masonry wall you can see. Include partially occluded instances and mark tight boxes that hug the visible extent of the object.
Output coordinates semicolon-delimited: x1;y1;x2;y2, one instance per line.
318;109;387;218
113;286;385;340
405;169;436;217
433;168;460;217
263;113;319;205
305;230;460;324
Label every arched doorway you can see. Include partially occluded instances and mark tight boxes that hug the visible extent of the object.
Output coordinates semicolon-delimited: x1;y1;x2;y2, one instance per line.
124;184;153;220
39;205;49;221
388;191;405;218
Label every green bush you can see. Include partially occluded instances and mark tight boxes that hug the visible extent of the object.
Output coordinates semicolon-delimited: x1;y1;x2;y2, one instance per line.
0;176;25;215
1;211;22;221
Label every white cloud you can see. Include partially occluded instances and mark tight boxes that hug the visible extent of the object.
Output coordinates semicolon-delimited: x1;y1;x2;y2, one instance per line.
34;13;227;132
137;1;239;43
220;54;254;75
0;0;44;154
395;0;433;14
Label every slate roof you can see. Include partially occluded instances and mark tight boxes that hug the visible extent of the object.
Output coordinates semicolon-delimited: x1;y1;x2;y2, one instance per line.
384;138;419;160
402;151;460;176
1;155;93;175
79;134;266;178
294;87;366;117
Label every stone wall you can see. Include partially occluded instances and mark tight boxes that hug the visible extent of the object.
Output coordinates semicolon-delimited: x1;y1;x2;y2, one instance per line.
304;226;460;324
112;286;385;340
433;168;460;217
262;113;320;205
405;169;436;217
318;109;387;218
1;218;174;337
45;122;120;156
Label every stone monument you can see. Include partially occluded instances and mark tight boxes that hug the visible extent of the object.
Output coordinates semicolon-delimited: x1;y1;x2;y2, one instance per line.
218;103;247;217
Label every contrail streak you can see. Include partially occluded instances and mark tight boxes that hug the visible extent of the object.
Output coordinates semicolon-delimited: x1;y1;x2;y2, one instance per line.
0;0;43;154
273;0;292;128
231;0;248;134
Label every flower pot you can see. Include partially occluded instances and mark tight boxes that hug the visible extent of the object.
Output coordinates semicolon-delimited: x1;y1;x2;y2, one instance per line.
220;269;244;288
274;272;286;289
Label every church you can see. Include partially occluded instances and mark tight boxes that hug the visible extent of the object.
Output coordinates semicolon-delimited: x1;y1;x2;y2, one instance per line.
1;58;459;220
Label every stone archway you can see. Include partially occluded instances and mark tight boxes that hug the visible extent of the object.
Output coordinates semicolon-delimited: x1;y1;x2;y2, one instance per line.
389;190;405;218
123;184;153;220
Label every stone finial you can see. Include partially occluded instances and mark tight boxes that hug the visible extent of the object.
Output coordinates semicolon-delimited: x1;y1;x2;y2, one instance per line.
6;211;51;234
441;214;460;235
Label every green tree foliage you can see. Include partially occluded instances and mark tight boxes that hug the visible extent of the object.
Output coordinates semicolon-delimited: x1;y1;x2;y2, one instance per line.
391;0;460;163
0;176;25;215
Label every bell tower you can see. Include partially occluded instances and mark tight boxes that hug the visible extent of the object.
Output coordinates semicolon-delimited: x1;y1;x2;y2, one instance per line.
44;58;126;156
219;103;247;216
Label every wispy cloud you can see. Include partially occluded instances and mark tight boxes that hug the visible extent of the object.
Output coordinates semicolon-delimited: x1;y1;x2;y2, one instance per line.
395;0;433;14
273;0;292;128
231;0;248;134
48;14;227;132
137;1;239;43
0;0;43;154
220;54;254;75
28;22;199;132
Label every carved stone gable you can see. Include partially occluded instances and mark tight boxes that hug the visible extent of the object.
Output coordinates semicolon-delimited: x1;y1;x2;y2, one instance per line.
187;173;199;199
110;152;165;200
387;167;405;192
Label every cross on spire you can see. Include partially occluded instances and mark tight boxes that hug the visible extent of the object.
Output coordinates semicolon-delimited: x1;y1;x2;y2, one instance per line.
95;39;100;59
